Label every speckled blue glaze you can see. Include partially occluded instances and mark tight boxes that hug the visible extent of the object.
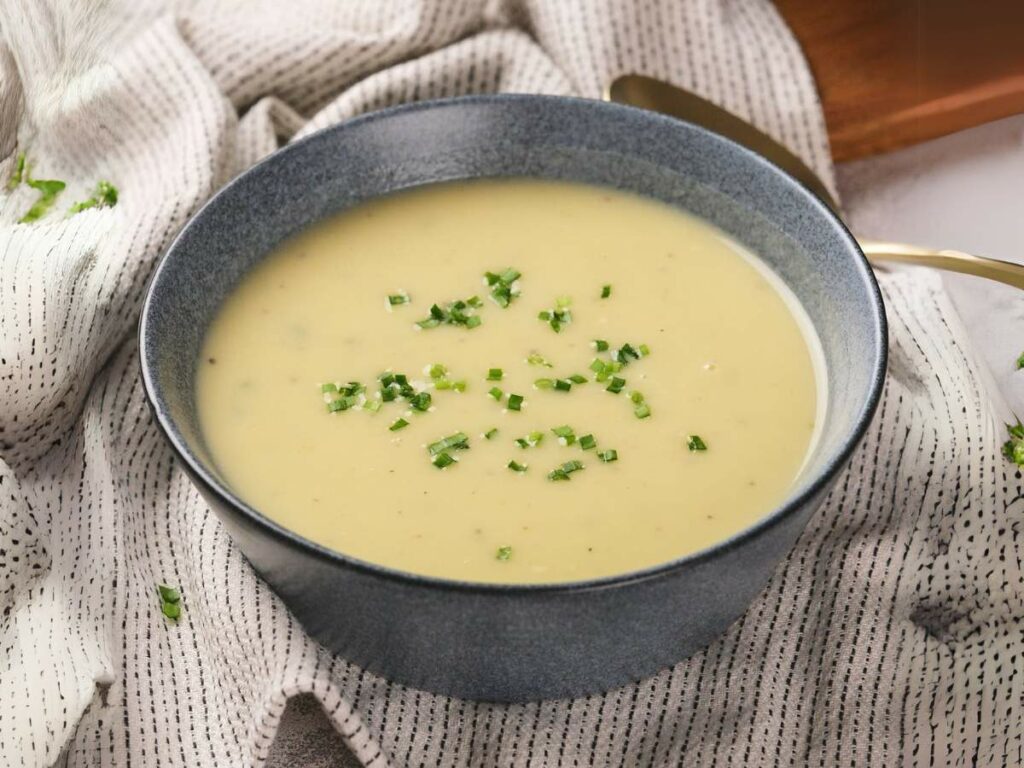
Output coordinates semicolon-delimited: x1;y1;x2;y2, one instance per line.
139;95;886;702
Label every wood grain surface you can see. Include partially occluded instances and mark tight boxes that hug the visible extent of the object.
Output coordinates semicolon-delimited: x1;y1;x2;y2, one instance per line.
776;0;1024;160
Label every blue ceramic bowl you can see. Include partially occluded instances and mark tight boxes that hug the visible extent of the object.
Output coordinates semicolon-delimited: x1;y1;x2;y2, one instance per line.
140;95;886;702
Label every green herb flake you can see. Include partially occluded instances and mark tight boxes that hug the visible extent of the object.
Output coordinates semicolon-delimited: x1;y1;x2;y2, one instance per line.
579;434;596;450
547;459;584;481
389;418;410;432
157;583;182;621
427;432;470;456
1002;420;1024;466
1017;351;1024;370
687;435;708;452
600;284;612;298
8;152;25;189
387;292;411;306
538;298;573;333
428;363;447;379
552;425;576;445
496;545;513;561
432;452;457;469
485;267;522;308
630;391;651;419
507;393;524;411
527;352;554;368
487;368;504;381
515;431;544;449
507;460;528;473
157;584;180;604
484;428;499;440
69;180;118;214
568;374;587;384
534;378;554;390
597;449;618;463
488;386;504;401
321;382;338;393
593;339;609;352
415;297;483;330
554;379;572;392
408;392;432;411
606;377;626;394
20;177;66;223
363;399;382;413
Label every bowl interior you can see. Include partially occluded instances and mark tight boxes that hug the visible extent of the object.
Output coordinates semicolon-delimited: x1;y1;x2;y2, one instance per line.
140;95;885;585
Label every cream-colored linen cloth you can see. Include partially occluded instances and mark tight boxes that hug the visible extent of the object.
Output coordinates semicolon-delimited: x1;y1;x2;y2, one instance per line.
1;1;1020;766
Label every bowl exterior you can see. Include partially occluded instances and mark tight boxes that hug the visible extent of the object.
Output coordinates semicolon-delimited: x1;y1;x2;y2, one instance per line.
140;95;886;702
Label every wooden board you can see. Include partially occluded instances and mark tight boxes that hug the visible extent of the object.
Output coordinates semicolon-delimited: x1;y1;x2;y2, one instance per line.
775;0;1024;161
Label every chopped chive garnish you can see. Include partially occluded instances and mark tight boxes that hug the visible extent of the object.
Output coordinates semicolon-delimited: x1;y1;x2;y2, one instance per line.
617;344;641;364
568;374;587;384
687;435;708;451
453;380;467;392
496;545;513;561
547;459;584;481
484;267;522;308
1002;420;1024;465
606;377;626;394
639;344;651;356
538;298;572;333
321;382;338;393
600;284;612;298
487;368;504;381
1017;351;1024;369
408;392;432;411
20;176;66;223
416;296;483;330
597;449;618;462
388;292;410;306
630;391;651;418
507;460;528;473
427;432;470;456
484;428;499;440
7;152;25;189
389;418;409;431
594;340;609;352
158;584;180;604
68;180;118;214
554;379;572;392
488;387;504;401
527;352;554;368
579;434;596;450
428;363;447;379
507;394;524;411
326;399;346;412
589;359;605;373
534;378;554;389
363;399;382;413
515;431;544;449
157;583;181;621
435;379;453;390
432;452;457;469
552;425;576;445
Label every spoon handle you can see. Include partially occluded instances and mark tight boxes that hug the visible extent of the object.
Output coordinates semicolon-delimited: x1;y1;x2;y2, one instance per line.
859;240;1024;290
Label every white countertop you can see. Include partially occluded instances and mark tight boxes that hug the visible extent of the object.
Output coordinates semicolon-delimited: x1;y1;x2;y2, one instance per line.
838;113;1024;417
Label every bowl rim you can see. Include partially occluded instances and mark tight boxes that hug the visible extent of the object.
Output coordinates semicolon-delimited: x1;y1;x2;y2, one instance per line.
139;93;888;596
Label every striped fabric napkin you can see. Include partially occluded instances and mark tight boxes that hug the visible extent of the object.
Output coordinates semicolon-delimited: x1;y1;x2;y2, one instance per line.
0;1;1019;765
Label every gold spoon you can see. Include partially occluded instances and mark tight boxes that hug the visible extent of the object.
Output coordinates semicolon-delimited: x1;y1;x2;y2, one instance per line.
607;74;1024;290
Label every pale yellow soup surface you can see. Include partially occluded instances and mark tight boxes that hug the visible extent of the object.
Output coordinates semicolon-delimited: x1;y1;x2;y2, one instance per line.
197;179;822;584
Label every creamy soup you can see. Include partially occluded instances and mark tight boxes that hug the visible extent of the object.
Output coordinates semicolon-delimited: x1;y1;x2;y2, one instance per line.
197;179;822;583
